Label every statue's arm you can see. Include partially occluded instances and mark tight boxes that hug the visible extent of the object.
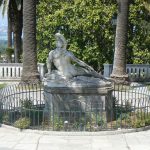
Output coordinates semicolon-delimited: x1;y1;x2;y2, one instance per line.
68;51;94;71
47;50;53;74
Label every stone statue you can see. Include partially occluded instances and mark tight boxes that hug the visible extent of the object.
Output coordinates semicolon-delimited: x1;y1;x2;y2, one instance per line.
46;33;102;81
44;33;112;122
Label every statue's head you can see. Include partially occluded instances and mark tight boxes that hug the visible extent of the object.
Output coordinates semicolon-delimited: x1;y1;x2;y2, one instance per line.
55;33;67;49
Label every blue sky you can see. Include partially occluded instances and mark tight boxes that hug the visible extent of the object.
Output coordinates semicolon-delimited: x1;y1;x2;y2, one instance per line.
0;8;7;27
0;8;7;40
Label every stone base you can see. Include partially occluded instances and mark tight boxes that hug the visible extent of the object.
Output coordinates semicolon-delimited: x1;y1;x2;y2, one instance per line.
44;79;113;123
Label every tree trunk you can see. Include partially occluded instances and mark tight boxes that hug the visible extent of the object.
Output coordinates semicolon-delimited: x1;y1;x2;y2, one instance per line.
7;16;12;63
21;0;40;83
11;0;23;63
13;12;22;63
111;0;129;81
7;8;12;48
13;27;22;63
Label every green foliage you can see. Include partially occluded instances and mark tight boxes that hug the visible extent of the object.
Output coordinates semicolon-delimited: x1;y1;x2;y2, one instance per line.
0;45;7;53
0;41;7;59
128;0;150;64
113;97;132;120
71;112;107;131
52;114;63;130
0;83;7;89
0;114;2;123
37;0;116;71
5;47;14;56
2;114;9;124
145;118;150;126
21;99;33;109
132;119;145;128
116;111;150;129
0;40;7;53
37;0;150;68
20;99;44;126
14;117;31;129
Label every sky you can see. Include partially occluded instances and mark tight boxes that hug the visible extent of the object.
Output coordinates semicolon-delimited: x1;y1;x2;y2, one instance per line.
0;8;7;27
0;8;7;40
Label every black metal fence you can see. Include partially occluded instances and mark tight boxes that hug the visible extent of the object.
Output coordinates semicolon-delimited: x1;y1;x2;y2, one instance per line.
0;82;150;131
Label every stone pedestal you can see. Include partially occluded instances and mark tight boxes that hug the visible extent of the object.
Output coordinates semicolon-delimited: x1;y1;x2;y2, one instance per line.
44;79;113;123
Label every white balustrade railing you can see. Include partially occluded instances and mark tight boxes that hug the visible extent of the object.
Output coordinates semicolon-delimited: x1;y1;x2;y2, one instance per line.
104;64;150;81
2;63;149;82
0;63;45;81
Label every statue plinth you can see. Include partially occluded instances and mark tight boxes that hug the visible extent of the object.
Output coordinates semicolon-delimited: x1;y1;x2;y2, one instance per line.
44;77;113;123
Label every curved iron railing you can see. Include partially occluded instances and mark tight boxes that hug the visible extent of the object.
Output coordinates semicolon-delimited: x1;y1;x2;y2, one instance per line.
0;82;150;131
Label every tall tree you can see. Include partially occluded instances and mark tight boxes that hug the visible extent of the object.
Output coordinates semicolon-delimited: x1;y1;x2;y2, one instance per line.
21;0;40;83
7;5;13;48
12;0;23;63
111;0;129;81
0;0;12;47
7;0;13;48
0;0;23;62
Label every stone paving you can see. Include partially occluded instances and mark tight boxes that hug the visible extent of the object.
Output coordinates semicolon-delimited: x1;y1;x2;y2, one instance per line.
0;126;150;150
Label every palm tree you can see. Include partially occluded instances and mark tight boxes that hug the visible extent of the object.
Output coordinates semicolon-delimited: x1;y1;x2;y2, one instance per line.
21;0;40;83
110;0;129;81
11;0;23;63
0;0;12;47
7;3;13;48
0;0;23;62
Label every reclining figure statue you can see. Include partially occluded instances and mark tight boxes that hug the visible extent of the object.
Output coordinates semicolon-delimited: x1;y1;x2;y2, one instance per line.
46;33;103;81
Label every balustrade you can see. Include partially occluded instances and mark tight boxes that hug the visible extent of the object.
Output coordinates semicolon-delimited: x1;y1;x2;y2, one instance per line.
0;63;45;81
104;64;150;81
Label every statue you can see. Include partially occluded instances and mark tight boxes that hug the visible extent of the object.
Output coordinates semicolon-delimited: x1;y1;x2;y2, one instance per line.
46;33;103;81
44;33;112;125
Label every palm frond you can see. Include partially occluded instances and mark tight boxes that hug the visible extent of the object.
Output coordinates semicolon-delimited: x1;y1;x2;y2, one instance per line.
2;0;9;16
0;0;3;6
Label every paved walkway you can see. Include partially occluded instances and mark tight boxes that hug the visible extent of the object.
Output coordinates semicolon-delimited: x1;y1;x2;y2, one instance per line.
0;126;150;150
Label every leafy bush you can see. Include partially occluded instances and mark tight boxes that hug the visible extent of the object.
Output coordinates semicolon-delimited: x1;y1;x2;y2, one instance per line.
52;115;63;131
132;119;145;128
145;118;150;126
78;113;107;131
5;47;14;56
21;99;33;109
2;114;9;124
116;113;132;128
14;117;31;129
113;96;132;120
0;113;2;123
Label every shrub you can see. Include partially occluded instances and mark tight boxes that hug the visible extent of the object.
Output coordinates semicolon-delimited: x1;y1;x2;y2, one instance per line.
14;117;31;129
132;119;145;128
145;118;150;126
53;115;63;131
0;114;2;123
21;99;33;109
114;102;132;120
2;114;9;124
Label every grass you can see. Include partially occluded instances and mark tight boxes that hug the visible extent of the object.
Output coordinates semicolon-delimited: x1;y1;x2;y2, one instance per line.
0;83;7;89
